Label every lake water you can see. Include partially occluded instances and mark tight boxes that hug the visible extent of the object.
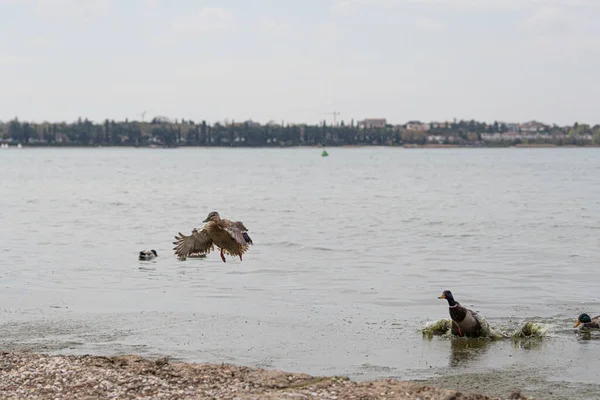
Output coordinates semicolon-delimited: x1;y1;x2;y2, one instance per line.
1;147;599;399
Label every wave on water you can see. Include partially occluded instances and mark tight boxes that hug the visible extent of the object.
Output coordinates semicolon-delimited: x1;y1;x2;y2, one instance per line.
510;320;552;338
265;241;342;252
577;329;600;341
421;319;453;336
422;318;553;339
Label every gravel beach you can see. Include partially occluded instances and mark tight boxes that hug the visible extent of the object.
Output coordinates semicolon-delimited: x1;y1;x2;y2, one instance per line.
0;352;532;400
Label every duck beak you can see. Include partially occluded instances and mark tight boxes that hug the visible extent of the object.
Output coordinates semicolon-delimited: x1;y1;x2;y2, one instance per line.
438;294;446;299
203;217;210;223
574;321;581;328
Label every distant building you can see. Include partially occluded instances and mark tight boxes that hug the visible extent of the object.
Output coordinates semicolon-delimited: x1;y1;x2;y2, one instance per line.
505;123;519;132
481;131;552;141
405;121;430;131
427;135;444;143
519;121;547;133
358;118;387;128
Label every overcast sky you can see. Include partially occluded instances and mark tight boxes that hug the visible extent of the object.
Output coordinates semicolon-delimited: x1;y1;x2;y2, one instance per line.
0;0;598;126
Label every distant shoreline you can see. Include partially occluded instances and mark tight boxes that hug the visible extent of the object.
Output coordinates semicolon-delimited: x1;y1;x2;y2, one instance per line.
2;117;598;148
403;143;600;149
1;144;599;149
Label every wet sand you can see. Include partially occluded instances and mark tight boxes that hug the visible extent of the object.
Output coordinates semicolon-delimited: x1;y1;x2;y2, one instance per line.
0;352;531;400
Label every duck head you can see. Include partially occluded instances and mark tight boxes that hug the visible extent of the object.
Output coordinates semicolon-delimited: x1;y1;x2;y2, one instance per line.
203;211;221;223
438;290;457;307
138;249;157;260
575;313;591;328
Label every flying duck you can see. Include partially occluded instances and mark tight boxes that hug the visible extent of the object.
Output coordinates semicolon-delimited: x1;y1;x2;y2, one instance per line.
173;211;253;262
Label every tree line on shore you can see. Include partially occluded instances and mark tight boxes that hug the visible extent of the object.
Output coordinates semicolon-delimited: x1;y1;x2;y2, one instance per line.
1;117;599;147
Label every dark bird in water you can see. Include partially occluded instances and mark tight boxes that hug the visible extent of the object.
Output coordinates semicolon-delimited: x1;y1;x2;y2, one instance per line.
173;211;253;262
438;290;484;337
139;249;158;260
574;313;600;329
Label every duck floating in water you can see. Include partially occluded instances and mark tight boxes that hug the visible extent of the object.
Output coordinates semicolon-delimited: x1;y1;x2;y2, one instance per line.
173;211;253;262
139;249;158;260
574;313;600;329
438;290;484;337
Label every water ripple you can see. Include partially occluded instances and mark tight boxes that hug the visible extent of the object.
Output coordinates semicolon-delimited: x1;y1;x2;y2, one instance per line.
1;147;600;399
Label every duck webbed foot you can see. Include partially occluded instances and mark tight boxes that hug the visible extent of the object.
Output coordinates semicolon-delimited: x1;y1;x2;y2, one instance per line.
452;322;464;337
220;248;226;263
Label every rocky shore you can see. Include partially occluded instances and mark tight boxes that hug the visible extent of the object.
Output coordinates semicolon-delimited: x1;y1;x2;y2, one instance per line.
0;352;532;400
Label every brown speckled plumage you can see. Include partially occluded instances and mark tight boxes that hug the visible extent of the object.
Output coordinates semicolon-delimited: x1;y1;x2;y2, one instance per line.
173;211;253;262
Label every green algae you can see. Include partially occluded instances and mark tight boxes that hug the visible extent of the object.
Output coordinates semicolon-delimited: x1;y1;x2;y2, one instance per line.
422;319;453;337
511;321;550;339
422;319;551;340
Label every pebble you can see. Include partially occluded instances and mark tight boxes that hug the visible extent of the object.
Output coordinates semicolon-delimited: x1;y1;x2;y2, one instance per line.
0;352;532;400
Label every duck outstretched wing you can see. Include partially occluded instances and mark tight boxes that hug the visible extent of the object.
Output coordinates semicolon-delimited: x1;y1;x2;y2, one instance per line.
173;228;214;259
223;220;253;246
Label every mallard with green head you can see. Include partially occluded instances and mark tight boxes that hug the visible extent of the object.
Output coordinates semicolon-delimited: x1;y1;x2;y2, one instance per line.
574;313;600;329
438;290;484;337
173;211;253;262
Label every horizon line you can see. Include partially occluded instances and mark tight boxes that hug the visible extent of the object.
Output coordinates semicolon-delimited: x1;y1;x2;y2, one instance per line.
0;117;596;128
